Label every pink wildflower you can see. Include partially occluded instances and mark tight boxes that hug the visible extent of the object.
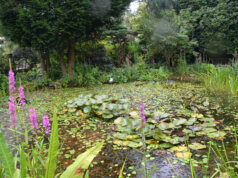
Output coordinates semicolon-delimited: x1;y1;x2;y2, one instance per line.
8;96;17;128
42;115;51;134
8;70;16;94
29;108;38;130
18;86;26;107
139;102;146;122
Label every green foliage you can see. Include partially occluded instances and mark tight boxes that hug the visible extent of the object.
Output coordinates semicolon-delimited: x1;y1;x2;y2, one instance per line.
60;142;104;178
20;147;27;178
176;58;189;77
203;65;238;95
0;0;133;76
0;73;8;97
0;133;16;178
107;64;172;83
45;108;59;178
178;0;238;56
190;63;216;75
16;68;42;82
64;94;129;119
113;109;226;148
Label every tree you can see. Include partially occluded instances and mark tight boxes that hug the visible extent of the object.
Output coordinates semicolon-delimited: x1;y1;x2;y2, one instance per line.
177;0;238;59
0;0;133;77
0;0;54;77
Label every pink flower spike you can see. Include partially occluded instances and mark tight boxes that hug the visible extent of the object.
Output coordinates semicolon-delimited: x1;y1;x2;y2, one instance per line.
139;102;146;123
29;108;38;130
8;96;17;128
8;70;16;94
18;86;26;106
42;114;51;134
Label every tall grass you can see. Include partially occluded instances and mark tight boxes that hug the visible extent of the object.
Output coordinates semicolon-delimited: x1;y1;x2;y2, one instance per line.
190;63;238;95
189;127;238;178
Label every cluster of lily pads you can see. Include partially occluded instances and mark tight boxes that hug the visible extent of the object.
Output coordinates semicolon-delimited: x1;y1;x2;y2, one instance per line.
63;94;130;119
113;109;226;149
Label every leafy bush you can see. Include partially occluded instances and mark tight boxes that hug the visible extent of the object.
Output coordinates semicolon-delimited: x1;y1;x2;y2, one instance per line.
176;58;189;77
190;63;216;75
0;74;8;97
74;64;100;86
16;67;42;82
64;94;130;119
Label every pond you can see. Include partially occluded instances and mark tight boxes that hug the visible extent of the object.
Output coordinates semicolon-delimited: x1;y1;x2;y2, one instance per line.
1;80;238;177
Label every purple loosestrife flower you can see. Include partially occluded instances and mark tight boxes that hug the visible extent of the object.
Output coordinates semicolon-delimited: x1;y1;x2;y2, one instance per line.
8;96;17;128
42;115;51;134
139;102;146;123
18;86;26;107
29;108;38;130
8;70;16;94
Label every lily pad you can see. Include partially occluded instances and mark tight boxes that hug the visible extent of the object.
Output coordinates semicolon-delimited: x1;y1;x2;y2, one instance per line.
130;111;139;118
158;122;169;130
175;152;192;159
189;143;206;150
171;146;188;152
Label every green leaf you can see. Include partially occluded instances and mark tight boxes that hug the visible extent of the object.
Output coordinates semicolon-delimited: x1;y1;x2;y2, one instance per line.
158;122;169;130
0;133;15;178
173;119;187;126
45;108;59;178
60;142;104;178
20;147;27;178
189;143;206;150
102;114;113;119
83;107;91;114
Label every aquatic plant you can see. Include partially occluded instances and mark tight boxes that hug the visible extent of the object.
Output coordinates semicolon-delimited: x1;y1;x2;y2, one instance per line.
64;94;129;119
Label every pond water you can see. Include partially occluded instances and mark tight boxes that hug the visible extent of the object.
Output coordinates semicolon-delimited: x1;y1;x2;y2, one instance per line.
0;81;238;177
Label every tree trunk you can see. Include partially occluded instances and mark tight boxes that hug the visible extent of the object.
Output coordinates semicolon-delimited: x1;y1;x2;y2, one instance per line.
68;40;75;77
36;51;46;78
45;53;50;78
59;51;66;76
117;43;125;67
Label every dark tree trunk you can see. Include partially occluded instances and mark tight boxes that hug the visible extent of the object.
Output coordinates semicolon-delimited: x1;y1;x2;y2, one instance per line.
36;51;46;78
45;53;50;78
117;43;126;67
59;51;66;76
68;40;75;77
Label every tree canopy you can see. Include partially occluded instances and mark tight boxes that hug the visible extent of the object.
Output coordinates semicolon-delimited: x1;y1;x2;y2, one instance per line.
0;0;133;76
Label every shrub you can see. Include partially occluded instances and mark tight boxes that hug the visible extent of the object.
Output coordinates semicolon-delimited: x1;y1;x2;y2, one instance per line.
0;73;8;97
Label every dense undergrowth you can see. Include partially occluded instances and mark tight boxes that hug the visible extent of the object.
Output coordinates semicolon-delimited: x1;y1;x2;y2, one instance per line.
1;62;238;98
